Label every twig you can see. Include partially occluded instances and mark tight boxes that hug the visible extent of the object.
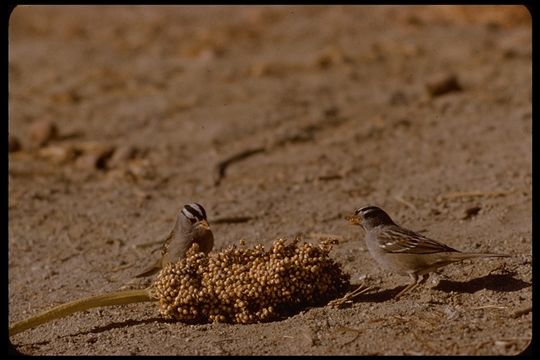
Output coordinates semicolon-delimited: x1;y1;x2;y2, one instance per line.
495;339;521;348
497;337;531;342
335;326;362;346
213;147;266;186
511;306;532;319
471;305;507;310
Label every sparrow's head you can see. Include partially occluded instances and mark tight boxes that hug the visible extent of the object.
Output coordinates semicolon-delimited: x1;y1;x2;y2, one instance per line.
181;203;210;231
348;206;395;230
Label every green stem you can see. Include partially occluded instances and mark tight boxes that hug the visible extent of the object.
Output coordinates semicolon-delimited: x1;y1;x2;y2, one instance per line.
9;287;156;337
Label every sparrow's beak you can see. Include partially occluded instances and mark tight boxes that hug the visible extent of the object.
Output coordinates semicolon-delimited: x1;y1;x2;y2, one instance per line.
346;214;362;226
195;219;211;231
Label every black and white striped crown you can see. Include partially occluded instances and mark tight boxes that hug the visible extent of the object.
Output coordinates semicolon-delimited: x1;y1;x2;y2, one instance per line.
181;203;207;222
355;206;385;217
354;206;395;224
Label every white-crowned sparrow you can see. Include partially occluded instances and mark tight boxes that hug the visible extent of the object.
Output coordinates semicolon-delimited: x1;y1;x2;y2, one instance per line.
350;206;509;298
134;203;214;278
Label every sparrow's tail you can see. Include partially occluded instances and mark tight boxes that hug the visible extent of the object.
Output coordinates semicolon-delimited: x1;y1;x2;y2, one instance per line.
451;252;510;260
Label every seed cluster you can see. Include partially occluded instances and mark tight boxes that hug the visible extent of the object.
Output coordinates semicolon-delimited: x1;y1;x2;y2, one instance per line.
153;238;350;324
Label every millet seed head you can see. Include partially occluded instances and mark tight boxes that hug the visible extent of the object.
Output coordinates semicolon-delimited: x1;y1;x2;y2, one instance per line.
152;238;350;324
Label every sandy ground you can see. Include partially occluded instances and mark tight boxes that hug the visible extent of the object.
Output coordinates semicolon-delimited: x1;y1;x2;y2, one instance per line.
8;5;532;355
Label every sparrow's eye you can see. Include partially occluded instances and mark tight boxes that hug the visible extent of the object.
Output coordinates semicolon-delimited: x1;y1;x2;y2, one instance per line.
188;217;197;224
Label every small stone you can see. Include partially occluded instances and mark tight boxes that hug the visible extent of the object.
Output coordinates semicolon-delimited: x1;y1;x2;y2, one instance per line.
75;142;115;170
38;144;79;164
9;134;21;152
314;46;346;69
75;153;99;170
426;73;462;97
495;340;511;349
463;206;482;220
29;119;58;147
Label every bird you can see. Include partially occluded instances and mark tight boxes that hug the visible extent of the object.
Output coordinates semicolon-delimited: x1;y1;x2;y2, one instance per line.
134;203;214;278
349;205;509;299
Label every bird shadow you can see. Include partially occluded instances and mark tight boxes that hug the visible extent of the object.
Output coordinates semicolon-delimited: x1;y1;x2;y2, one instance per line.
65;317;176;337
347;273;531;304
93;317;174;335
433;273;531;294
351;287;401;303
15;317;175;348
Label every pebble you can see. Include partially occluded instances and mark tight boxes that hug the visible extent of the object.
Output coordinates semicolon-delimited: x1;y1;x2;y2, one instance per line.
75;142;115;170
9;134;21;152
38;144;78;164
29;119;58;147
75;154;103;170
463;206;482;220
426;73;462;97
314;46;346;69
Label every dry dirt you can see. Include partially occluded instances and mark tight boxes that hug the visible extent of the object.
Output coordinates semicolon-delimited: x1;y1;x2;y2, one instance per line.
8;5;532;355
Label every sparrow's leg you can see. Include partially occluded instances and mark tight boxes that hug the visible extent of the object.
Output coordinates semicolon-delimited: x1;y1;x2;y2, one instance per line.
327;281;373;308
395;273;426;299
347;282;373;298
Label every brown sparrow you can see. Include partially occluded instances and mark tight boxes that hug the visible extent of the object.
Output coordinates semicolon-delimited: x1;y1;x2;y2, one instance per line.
350;206;509;298
134;203;214;278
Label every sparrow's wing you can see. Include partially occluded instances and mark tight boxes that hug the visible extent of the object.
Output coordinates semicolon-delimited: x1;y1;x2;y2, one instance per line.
377;226;459;254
